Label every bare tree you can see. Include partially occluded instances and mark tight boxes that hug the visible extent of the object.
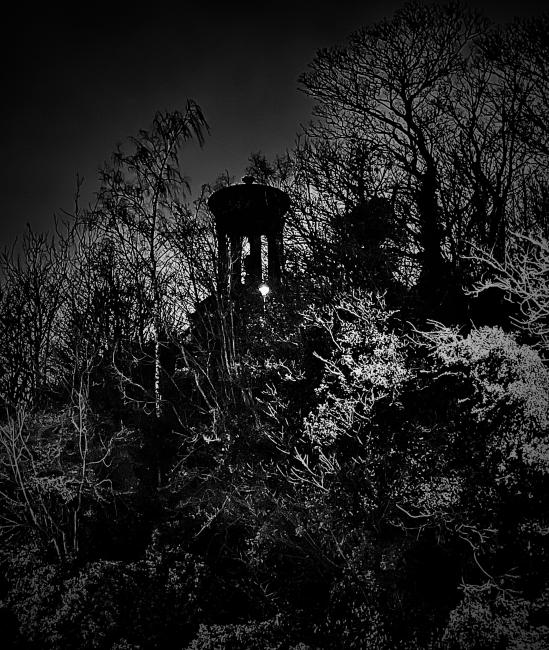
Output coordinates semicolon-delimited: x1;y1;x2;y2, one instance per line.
297;1;549;317
0;227;69;407
88;102;208;418
469;234;549;351
300;2;485;301
0;383;117;561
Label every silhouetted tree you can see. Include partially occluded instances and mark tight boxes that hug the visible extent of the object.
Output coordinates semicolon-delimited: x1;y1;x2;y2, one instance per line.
89;102;208;419
298;1;549;320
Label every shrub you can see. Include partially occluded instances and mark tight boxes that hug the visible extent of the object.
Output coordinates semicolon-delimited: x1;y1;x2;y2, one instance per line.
4;543;208;649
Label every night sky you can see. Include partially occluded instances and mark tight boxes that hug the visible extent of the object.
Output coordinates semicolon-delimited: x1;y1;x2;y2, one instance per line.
1;1;546;247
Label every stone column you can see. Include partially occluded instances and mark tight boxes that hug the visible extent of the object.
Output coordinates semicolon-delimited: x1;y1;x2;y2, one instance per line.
229;235;242;290
268;230;283;287
247;234;262;284
216;228;228;292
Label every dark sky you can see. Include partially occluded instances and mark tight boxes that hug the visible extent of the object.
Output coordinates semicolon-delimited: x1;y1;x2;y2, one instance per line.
1;1;546;247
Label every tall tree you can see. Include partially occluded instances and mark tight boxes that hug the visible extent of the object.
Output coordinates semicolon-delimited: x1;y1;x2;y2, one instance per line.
89;102;208;418
298;1;549;319
0;228;68;407
300;1;485;308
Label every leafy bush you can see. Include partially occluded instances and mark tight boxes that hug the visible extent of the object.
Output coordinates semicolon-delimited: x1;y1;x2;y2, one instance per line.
186;618;303;650
442;588;549;649
4;542;208;649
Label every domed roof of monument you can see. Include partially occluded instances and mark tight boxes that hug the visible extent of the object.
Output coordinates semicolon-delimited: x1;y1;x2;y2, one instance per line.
208;176;290;236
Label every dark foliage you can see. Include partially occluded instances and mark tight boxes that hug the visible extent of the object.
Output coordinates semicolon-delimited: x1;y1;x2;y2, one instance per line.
1;3;548;648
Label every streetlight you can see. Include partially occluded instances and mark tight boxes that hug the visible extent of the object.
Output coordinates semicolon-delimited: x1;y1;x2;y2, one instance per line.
258;283;270;299
258;283;270;314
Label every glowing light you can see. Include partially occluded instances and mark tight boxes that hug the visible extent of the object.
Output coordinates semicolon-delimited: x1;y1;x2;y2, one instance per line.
258;283;270;298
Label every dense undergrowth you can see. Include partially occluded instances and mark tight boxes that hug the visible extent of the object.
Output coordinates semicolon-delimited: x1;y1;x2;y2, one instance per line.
1;292;548;648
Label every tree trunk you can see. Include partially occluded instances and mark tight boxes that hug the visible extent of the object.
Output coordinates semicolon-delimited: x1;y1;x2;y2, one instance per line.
416;167;444;297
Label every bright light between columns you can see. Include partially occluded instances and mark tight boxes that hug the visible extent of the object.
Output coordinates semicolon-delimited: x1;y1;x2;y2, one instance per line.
258;283;270;298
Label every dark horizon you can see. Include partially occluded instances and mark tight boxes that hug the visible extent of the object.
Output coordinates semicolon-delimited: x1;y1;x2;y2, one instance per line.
1;0;546;247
